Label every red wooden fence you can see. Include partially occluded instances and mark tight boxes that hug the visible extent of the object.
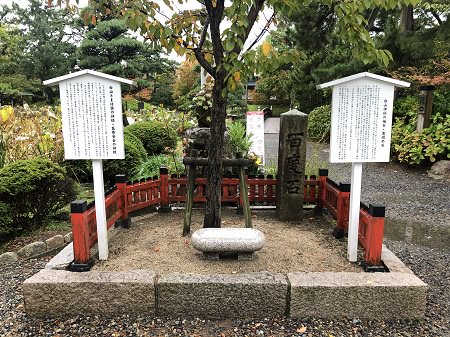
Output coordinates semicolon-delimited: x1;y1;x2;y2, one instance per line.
318;169;386;271
69;167;385;272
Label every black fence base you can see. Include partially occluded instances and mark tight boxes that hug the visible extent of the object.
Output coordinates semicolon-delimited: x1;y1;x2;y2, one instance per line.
158;205;172;213
363;262;387;273
68;259;94;272
333;228;345;239
115;217;131;228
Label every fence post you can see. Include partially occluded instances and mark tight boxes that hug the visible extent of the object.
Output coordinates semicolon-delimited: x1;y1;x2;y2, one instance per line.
115;174;131;228
315;168;328;214
159;166;172;213
334;182;350;239
68;200;93;272
364;204;386;272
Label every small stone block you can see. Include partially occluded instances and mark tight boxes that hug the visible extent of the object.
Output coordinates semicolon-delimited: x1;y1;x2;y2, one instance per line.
0;252;18;266
45;235;65;251
237;252;255;261
64;232;73;243
17;242;47;259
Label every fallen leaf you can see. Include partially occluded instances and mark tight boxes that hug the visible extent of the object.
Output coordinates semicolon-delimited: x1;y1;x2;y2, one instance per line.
297;326;307;333
154;247;160;252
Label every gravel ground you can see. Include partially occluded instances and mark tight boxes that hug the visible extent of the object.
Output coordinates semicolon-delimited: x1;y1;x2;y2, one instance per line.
0;137;448;336
94;209;359;273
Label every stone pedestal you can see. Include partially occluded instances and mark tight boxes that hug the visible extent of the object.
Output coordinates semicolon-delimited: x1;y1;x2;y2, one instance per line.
276;109;308;221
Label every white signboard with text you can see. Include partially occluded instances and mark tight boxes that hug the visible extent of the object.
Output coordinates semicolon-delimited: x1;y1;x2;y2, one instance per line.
246;111;265;164
44;70;134;262
59;75;125;160
330;78;394;163
318;72;410;263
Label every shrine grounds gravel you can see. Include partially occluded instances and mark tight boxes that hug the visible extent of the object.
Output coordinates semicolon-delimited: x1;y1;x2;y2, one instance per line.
1;240;448;336
93;209;360;274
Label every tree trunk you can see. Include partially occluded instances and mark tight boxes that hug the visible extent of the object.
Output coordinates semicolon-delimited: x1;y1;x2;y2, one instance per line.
203;72;227;228
399;5;414;33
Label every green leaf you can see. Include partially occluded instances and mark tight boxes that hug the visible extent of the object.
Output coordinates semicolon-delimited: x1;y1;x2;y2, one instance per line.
225;39;235;52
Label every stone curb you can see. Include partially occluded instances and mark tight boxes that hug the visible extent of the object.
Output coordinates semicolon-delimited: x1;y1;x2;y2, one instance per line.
23;269;156;318
0;232;73;267
158;272;288;318
23;245;428;320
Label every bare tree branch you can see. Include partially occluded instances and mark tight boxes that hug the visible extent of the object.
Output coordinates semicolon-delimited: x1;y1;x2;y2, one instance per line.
229;0;266;57
198;17;210;50
175;34;216;77
242;12;274;54
365;8;379;31
430;11;442;25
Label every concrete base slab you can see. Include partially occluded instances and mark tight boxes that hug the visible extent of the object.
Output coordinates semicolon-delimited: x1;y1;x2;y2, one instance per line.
158;272;288;318
23;269;156;318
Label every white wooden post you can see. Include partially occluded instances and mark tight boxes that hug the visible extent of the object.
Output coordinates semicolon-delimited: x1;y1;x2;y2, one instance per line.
348;162;362;261
92;159;108;260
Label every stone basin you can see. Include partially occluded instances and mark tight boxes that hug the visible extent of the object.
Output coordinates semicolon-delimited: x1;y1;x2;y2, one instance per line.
191;228;265;253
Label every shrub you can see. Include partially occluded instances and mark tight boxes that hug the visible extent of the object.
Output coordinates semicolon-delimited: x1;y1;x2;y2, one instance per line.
133;154;184;180
63;160;93;183
0;158;77;236
227;121;253;155
124;121;177;155
307;105;331;141
103;132;147;183
0;201;14;241
391;112;450;164
393;95;419;118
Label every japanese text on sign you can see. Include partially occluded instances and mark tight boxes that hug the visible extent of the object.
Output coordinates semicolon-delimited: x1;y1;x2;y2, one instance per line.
60;76;125;160
330;79;394;163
